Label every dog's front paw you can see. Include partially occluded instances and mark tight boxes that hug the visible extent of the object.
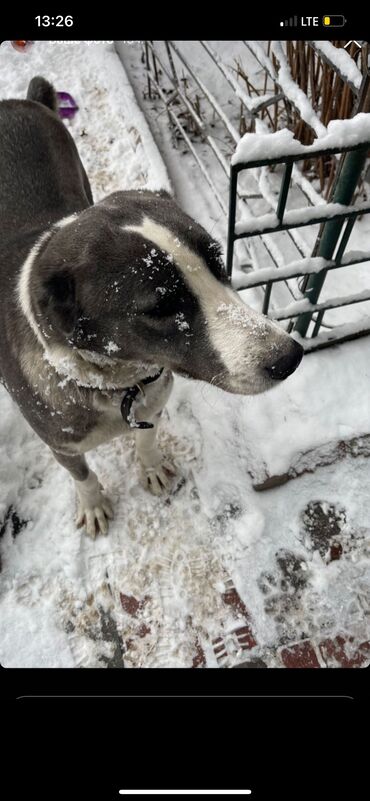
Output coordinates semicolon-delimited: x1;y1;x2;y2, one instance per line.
139;459;177;496
75;472;114;538
76;495;114;538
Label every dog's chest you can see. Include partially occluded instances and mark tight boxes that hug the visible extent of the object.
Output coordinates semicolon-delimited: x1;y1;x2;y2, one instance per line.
75;395;128;452
69;372;172;453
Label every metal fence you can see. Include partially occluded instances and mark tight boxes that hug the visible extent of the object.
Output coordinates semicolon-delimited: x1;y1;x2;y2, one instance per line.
135;41;370;349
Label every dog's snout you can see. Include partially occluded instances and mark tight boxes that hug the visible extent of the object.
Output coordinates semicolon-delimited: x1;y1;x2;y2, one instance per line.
265;339;303;381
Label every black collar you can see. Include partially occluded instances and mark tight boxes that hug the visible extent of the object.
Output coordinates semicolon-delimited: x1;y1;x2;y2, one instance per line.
120;368;164;429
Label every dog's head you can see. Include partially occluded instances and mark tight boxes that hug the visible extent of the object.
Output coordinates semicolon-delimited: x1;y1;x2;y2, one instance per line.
30;190;303;394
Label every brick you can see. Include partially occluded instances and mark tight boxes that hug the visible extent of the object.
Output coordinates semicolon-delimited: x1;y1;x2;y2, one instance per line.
222;587;250;618
192;638;206;668
329;542;343;561
319;635;370;668
235;625;257;650
213;640;227;656
120;593;149;617
137;623;151;638
280;640;320;668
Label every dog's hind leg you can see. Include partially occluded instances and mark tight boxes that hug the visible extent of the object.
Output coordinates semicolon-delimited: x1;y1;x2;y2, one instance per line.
51;449;113;538
135;415;176;496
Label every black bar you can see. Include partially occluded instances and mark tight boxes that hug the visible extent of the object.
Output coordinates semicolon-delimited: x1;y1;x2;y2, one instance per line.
311;309;325;337
233;139;370;172
234;252;370;291
226;166;238;277
273;291;370;322
0;9;363;40
234;205;370;240
303;326;370;351
335;217;357;264
262;281;273;315
276;161;293;222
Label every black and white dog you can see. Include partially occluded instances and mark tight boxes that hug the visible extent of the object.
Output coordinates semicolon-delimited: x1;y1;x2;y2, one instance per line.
0;76;303;537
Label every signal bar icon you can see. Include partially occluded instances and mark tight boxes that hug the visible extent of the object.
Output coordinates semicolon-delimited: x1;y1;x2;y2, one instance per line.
280;16;298;26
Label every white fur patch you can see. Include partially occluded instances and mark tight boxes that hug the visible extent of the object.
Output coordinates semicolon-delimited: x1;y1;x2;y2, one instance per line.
123;217;286;391
18;213;78;346
17;229;54;346
55;212;78;229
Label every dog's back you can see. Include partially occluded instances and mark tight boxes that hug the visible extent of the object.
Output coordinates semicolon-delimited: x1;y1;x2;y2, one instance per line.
0;76;92;244
0;77;93;400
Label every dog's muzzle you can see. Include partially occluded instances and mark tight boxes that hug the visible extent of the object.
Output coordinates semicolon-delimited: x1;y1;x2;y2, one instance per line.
265;339;303;381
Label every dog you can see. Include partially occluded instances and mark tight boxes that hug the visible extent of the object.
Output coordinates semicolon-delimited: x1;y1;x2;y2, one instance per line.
0;76;303;538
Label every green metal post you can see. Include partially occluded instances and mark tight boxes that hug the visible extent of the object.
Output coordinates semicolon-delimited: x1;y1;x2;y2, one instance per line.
294;143;369;337
295;67;370;338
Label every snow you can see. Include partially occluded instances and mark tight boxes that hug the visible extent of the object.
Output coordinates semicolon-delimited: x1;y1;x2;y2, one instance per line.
271;42;327;138
232;256;332;289
1;40;370;668
232;114;370;166
270;288;370;321
311;41;363;91
0;41;170;199
235;200;370;236
295;317;370;347
168;40;240;145
104;341;120;354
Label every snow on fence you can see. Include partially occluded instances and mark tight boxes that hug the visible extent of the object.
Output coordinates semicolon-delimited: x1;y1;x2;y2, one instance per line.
137;41;370;350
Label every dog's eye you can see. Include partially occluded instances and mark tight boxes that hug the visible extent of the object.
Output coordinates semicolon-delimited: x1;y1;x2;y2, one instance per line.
144;304;177;320
143;296;180;319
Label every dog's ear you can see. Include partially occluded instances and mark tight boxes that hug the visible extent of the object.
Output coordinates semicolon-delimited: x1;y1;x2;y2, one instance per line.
40;270;77;336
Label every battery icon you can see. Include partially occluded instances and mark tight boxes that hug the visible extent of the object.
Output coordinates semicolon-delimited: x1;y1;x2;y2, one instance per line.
323;14;347;26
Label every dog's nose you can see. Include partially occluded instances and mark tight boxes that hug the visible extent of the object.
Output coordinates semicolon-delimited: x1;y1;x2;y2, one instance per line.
265;339;303;381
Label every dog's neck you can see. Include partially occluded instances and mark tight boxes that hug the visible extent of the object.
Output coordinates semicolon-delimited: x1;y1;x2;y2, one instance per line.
43;342;162;391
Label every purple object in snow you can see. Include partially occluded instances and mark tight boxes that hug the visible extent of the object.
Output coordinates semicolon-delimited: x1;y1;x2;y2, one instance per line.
56;91;79;120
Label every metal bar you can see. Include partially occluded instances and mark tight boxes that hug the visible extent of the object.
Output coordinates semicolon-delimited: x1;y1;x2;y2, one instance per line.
146;42;205;131
308;41;362;96
151;40;160;85
167;41;240;144
301;326;370;352
249;92;285;112
232;139;370;171
311;309;325;337
234;251;370;290
144;41;152;99
243;41;277;83
234;204;370;239
147;44;282;279
147;42;230;178
257;165;309;258
226;166;238;276
334;217;356;264
262;282;273;315
273;290;370;321
146;69;228;216
200;40;254;119
290;52;370;336
294;143;370;336
276;162;293;222
271;41;327;138
164;40;179;85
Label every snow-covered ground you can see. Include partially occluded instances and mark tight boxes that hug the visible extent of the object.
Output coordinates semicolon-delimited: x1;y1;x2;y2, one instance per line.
0;41;369;668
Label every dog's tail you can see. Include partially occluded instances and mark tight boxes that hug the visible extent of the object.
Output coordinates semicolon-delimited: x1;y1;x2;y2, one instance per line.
27;76;58;112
